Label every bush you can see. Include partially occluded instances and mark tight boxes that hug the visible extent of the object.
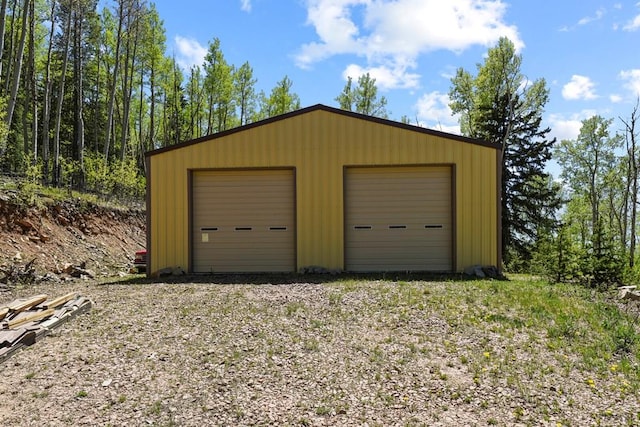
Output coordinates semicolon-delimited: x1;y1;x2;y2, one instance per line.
82;152;145;200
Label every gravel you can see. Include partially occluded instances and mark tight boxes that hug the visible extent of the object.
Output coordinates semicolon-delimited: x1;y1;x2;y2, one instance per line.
0;278;638;426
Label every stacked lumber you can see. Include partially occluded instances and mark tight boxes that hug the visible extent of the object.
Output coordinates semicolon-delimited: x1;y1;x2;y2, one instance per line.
0;292;92;363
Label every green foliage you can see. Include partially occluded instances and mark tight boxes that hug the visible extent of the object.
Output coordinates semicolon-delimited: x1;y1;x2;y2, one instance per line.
0;96;9;166
77;151;145;199
553;116;627;288
261;75;300;118
530;223;581;283
335;73;388;118
449;37;560;267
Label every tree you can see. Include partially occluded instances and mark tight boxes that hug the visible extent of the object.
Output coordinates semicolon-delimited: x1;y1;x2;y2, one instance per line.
4;0;30;133
203;38;235;133
52;3;72;186
41;0;56;183
261;75;300;118
233;61;256;126
449;37;560;268
185;65;205;139
103;0;125;161
336;73;388;118
621;99;639;267
555;116;624;286
556;116;622;251
142;4;166;154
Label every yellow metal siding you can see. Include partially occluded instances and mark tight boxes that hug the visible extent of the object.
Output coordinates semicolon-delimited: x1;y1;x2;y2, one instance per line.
148;109;498;274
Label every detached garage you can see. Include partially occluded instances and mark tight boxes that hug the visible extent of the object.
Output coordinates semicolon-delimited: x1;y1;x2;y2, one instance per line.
145;104;501;276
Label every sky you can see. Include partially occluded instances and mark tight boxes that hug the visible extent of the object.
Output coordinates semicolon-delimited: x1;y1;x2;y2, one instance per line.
146;0;640;176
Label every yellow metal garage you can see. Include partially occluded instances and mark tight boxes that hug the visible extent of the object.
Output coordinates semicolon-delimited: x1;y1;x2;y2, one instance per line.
145;104;501;276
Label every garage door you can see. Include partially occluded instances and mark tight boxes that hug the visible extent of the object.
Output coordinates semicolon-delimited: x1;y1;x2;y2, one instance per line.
345;166;453;272
192;169;295;273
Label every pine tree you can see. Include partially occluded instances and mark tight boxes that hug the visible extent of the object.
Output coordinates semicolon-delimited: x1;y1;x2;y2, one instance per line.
449;37;560;268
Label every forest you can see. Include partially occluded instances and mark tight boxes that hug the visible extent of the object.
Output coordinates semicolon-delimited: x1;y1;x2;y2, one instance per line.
0;0;305;197
1;0;639;286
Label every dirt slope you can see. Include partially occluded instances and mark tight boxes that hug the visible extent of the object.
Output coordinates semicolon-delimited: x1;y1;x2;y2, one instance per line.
0;190;145;279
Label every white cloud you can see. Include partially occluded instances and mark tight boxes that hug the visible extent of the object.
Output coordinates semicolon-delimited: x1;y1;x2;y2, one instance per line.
620;69;640;96
296;0;523;88
548;111;598;142
610;94;623;103
174;36;207;71
624;14;640;31
414;91;461;134
562;75;598;100
343;63;420;90
577;8;605;26
240;0;252;12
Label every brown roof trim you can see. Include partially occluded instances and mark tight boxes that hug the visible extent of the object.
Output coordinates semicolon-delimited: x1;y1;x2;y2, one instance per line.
145;104;501;157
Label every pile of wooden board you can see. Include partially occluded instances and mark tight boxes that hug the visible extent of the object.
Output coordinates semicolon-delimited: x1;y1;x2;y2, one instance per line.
0;292;92;363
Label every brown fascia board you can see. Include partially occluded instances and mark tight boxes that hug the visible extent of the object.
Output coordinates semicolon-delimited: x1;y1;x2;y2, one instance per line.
145;104;502;157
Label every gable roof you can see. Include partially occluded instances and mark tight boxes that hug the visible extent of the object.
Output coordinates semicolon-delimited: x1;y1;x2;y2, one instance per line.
146;104;501;157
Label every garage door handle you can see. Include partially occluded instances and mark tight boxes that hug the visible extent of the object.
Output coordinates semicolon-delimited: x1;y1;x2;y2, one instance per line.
389;225;407;229
269;226;287;231
425;225;443;229
201;227;218;231
354;225;372;230
235;227;253;231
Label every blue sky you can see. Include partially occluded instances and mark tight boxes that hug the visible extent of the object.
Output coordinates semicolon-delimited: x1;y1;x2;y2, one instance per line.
148;0;639;162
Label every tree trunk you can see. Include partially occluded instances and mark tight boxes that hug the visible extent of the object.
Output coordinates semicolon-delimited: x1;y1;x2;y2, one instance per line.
73;8;85;189
622;101;639;267
0;0;9;91
53;9;72;187
41;0;56;184
3;0;18;94
28;0;36;162
120;0;141;161
4;0;29;131
104;0;125;162
148;56;155;155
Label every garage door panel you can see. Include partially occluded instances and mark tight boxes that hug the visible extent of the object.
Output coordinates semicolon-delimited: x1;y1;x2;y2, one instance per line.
192;169;295;273
345;166;453;272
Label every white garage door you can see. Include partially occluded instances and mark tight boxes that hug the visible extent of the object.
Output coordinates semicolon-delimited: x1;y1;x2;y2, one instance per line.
192;169;295;273
345;166;453;272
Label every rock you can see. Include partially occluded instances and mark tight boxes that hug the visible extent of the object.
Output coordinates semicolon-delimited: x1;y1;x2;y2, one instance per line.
464;265;485;278
61;263;95;278
38;272;61;283
482;265;500;279
154;267;173;278
464;265;501;279
172;267;186;276
619;288;640;301
62;263;75;274
16;219;34;231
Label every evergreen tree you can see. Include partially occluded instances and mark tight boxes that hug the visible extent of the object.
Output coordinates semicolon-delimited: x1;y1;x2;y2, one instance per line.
449;37;560;268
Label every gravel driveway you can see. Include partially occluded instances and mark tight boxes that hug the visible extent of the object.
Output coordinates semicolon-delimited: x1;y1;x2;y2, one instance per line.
1;278;638;426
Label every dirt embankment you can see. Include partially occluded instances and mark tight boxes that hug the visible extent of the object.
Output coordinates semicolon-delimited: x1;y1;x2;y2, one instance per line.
0;191;145;280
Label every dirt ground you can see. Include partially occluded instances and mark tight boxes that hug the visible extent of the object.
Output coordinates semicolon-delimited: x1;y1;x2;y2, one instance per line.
1;278;638;427
0;191;145;278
